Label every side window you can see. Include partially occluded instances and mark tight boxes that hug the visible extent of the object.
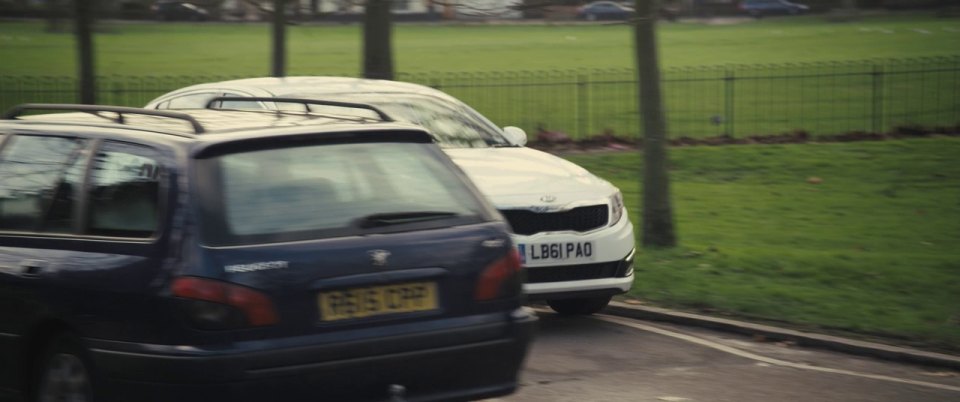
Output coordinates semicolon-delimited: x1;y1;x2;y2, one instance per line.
0;135;86;233
87;142;163;238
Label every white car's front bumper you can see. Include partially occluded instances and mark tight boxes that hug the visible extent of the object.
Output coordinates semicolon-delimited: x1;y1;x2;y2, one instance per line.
516;211;636;300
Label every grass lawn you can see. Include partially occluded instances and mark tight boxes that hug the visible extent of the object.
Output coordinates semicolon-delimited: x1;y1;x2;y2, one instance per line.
0;14;958;76
564;137;960;351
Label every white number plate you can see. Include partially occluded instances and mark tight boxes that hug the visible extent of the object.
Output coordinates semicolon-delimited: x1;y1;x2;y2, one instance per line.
518;241;596;265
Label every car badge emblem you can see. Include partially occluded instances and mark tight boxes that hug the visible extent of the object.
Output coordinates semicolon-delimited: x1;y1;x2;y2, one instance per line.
481;239;505;248
369;250;391;267
540;195;557;203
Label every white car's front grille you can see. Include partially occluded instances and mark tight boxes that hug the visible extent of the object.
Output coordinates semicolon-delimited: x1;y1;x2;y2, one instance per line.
499;205;608;236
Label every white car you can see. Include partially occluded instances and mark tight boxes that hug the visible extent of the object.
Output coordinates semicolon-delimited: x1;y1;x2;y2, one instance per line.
145;77;636;315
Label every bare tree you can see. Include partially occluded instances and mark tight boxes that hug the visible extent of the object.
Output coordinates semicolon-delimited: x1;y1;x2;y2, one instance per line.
75;0;96;104
46;0;68;33
272;0;287;76
633;0;676;247
363;0;394;79
240;0;290;76
359;0;524;79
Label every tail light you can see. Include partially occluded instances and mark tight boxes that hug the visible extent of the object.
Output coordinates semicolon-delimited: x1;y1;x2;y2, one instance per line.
475;249;523;301
172;277;279;329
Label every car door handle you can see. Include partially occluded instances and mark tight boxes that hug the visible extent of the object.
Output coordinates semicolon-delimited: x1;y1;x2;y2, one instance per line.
18;259;49;277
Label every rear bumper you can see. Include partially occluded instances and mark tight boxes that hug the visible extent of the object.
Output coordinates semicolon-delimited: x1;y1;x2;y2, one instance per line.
87;309;537;402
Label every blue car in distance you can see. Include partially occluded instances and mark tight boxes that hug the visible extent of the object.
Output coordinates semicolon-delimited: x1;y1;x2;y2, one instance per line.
0;101;535;402
577;1;635;21
738;0;809;18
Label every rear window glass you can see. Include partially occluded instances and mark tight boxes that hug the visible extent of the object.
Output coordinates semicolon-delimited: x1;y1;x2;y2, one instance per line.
201;141;488;246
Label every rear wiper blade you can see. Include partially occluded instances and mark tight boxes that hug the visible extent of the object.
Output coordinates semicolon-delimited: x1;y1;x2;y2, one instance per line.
353;211;458;229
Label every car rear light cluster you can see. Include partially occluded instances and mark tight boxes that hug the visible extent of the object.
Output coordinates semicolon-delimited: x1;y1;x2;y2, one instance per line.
172;277;279;330
474;249;523;301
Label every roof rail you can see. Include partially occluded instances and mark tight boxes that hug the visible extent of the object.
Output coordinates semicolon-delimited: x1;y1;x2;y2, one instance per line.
207;97;394;122
2;103;206;134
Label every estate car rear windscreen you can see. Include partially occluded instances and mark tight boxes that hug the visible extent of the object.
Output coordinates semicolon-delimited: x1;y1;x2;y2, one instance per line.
199;141;488;246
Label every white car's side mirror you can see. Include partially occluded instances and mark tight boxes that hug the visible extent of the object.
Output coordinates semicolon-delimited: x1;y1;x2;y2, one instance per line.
502;126;528;146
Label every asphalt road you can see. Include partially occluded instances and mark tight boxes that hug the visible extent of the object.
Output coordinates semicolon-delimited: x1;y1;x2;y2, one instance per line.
493;309;960;402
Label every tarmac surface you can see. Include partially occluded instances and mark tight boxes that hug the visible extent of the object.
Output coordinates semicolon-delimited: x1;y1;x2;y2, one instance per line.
603;300;960;370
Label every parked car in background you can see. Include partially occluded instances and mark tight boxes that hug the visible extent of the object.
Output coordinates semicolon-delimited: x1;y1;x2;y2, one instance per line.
455;0;524;19
145;77;638;316
152;1;210;21
577;1;635;21
738;0;809;18
0;102;535;402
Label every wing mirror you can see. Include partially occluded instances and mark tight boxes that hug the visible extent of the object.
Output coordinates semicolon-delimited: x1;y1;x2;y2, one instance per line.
502;126;528;146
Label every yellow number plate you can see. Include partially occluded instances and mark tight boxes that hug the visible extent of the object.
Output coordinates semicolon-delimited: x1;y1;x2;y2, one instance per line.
318;281;438;321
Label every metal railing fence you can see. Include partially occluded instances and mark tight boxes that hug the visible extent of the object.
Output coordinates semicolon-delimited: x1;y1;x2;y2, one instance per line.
2;56;958;140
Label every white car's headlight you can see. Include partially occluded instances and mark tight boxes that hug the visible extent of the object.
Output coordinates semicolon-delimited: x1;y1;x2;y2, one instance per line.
609;191;625;226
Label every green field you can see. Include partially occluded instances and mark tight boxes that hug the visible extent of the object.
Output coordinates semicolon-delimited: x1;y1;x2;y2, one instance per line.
1;14;958;139
0;14;958;75
566;137;960;351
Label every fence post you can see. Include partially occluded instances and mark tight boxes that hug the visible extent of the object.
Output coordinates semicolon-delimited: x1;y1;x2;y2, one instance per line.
871;62;884;134
577;73;588;139
724;67;735;137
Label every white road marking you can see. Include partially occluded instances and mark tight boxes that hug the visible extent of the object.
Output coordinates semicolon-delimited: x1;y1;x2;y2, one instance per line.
595;314;960;393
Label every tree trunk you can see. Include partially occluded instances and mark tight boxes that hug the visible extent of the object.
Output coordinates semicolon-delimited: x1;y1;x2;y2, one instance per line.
633;0;676;248
271;0;287;77
46;0;66;33
75;0;96;104
363;0;394;80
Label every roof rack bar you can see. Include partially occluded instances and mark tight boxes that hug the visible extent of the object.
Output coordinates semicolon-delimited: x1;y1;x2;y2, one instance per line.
207;97;394;122
2;103;206;134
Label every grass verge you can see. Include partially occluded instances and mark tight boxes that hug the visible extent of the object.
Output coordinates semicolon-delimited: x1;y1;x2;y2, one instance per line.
0;14;958;75
564;137;960;351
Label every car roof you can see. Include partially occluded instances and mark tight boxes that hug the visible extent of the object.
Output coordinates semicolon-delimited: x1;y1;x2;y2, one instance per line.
148;76;462;106
0;106;432;149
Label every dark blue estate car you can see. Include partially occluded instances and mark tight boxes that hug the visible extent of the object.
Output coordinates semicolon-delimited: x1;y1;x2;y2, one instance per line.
0;103;535;402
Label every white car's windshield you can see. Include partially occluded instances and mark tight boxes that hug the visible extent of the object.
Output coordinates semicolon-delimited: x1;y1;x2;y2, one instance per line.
290;93;512;149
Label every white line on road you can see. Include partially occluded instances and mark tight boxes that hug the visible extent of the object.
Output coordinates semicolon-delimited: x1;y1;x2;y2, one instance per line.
595;314;960;393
